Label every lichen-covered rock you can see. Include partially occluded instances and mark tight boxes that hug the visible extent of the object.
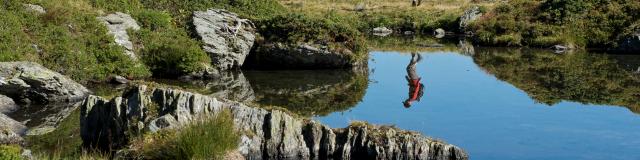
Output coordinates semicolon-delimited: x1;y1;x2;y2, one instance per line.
193;9;256;70
460;6;482;32
81;86;468;160
97;12;141;60
0;62;89;104
0;95;18;114
23;4;45;14
372;27;393;37
248;43;364;69
0;114;26;145
434;28;446;38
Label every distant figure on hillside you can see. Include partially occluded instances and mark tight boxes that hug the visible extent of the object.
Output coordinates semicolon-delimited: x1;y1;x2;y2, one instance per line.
403;53;424;108
412;0;422;6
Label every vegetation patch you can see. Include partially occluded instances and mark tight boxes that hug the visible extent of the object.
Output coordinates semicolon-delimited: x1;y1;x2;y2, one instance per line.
0;145;22;160
469;0;640;48
129;109;239;159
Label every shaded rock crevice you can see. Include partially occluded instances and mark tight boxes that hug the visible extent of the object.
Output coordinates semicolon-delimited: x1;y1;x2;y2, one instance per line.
80;86;467;160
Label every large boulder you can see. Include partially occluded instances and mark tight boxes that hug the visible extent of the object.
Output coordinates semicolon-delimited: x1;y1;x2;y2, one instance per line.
97;12;141;60
0;62;90;104
247;42;364;69
459;6;482;32
193;9;256;71
80;86;468;160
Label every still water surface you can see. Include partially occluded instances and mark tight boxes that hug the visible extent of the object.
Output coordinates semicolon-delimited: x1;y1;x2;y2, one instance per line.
143;47;640;160
315;50;640;160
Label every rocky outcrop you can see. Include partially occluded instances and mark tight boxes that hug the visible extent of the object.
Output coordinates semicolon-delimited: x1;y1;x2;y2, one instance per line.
97;12;141;60
459;6;482;32
0;62;90;104
247;43;363;69
80;86;467;160
193;9;256;71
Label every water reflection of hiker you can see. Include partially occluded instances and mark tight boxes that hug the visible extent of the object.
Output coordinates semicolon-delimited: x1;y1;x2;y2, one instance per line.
403;53;424;108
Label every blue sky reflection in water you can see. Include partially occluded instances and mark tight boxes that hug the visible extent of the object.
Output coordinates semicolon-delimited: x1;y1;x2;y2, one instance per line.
317;51;640;160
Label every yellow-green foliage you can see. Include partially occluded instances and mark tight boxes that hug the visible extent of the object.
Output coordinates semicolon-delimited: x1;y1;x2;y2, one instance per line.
470;0;640;48
131;110;239;159
0;0;151;82
0;145;22;160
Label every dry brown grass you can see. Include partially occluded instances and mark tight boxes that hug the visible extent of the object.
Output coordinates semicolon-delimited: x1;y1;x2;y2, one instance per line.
278;0;496;15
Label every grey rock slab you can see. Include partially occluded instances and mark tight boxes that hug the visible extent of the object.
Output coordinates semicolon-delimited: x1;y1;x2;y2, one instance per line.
0;62;89;104
97;12;140;60
193;9;256;71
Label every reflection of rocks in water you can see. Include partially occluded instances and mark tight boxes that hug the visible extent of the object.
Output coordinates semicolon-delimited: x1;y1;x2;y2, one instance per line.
6;102;79;135
201;71;255;102
245;69;368;117
607;54;640;76
473;48;640;113
153;71;256;102
458;40;475;56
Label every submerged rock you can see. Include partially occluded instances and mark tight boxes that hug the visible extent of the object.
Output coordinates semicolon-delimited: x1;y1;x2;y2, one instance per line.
97;12;141;60
80;86;468;160
0;62;90;104
460;6;482;32
248;43;364;69
193;9;256;71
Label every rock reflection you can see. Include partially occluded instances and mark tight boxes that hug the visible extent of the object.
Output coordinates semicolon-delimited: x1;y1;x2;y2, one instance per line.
473;48;640;113
245;68;368;116
153;69;368;117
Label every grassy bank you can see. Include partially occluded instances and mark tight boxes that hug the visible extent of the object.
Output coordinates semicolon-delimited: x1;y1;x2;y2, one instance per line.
129;110;238;159
1;0;370;82
279;0;495;34
468;0;640;49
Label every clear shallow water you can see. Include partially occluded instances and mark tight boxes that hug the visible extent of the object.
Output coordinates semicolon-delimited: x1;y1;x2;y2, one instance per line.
316;51;640;160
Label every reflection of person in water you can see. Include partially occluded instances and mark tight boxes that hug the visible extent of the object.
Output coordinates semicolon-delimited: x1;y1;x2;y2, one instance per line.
403;53;424;108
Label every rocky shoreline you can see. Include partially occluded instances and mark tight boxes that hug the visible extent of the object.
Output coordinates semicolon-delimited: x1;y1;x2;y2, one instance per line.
80;85;468;160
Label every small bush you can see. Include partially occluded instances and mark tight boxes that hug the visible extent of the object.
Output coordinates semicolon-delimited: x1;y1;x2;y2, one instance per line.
0;145;22;160
134;9;172;31
132;28;210;77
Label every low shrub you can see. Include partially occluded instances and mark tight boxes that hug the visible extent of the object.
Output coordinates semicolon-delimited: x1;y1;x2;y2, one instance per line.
470;0;640;48
132;28;210;77
132;110;239;159
0;145;22;160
